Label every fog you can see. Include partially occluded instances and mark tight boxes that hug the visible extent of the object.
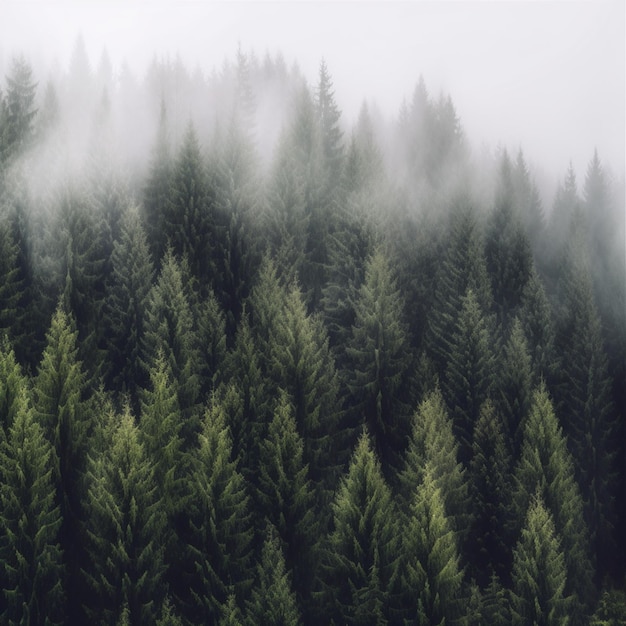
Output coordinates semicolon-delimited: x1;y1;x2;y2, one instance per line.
1;0;624;187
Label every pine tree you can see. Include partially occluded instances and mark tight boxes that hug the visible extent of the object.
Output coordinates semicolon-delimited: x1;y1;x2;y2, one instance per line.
398;387;469;536
269;282;343;495
143;98;173;265
495;317;533;454
2;55;38;162
183;395;254;625
142;248;201;447
0;218;21;340
83;405;167;625
345;249;412;472
481;573;511;625
443;288;495;465
0;389;64;625
510;495;571;626
319;432;399;625
514;384;594;621
426;205;491;377
257;391;318;610
167;121;216;282
468;400;514;586
401;464;463;626
555;235;617;576
103;204;154;405
246;526;302;626
0;337;30;433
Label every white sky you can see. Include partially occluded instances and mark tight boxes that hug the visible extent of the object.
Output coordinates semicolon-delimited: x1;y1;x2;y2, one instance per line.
0;0;624;186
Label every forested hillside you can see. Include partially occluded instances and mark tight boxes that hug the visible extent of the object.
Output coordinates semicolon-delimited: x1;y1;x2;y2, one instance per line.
0;41;625;625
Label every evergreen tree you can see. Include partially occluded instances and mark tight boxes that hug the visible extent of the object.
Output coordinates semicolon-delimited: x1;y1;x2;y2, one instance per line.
0;391;64;625
426;205;491;377
514;384;594;621
269;282;343;494
142;248;201;447
2;55;37;162
168;121;218;282
0;218;21;340
443;288;495;465
481;573;511;625
83;405;167;626
555;233;617;576
143;98;173;265
257;391;318;610
401;464;464;626
398;387;469;535
0;337;30;433
246;526;302;626
345;249;413;472
183;395;254;625
468;400;514;586
495;317;533;454
318;432;399;625
103;204;154;405
510;495;571;626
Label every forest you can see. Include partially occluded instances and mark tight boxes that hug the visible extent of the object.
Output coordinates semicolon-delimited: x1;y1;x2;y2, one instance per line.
0;38;625;625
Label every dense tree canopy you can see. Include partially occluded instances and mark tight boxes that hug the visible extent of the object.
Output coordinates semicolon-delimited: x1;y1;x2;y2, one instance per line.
0;45;623;625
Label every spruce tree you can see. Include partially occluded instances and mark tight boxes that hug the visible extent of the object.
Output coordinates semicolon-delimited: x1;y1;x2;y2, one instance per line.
398;387;469;535
401;464;463;626
257;391;318;610
269;282;343;495
183;395;254;625
0;392;64;625
345;249;412;472
514;384;594;621
103;204;154;405
468;400;514;586
0;337;30;433
142;248;201;447
443;288;495;465
246;526;302;626
319;432;399;625
510;495;571;626
0;218;21;341
83;405;167;626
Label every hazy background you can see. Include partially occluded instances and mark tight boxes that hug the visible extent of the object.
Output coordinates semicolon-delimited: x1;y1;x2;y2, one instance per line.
0;0;624;187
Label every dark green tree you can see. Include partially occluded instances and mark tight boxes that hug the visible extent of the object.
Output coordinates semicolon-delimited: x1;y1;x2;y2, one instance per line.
401;464;464;626
143;98;173;265
468;400;514;586
183;395;254;625
0;389;64;625
555;233;617;576
443;288;495;465
246;526;302;626
103;204;154;405
318;432;400;625
345;249;413;471
513;384;594;621
510;494;571;626
0;218;21;340
2;55;37;162
0;338;30;433
257;391;318;610
398;387;469;536
141;248;201;447
83;405;167;626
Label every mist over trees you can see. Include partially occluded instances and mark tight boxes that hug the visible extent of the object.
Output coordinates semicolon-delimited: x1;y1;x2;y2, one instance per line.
0;40;625;625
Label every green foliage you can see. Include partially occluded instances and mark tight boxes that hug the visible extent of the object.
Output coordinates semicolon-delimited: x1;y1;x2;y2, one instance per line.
183;395;254;625
319;432;399;625
514;384;594;620
345;248;412;471
510;494;571;626
83;404;167;625
469;400;514;585
0;337;30;432
401;464;464;626
246;526;302;626
257;391;318;607
142;248;201;446
590;588;626;625
443;288;495;465
398;387;469;536
0;398;64;625
103;204;154;404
